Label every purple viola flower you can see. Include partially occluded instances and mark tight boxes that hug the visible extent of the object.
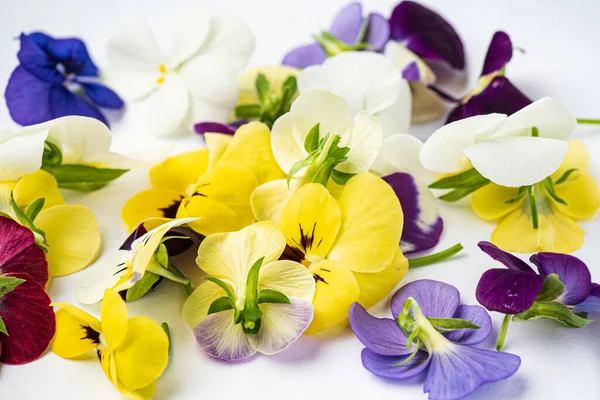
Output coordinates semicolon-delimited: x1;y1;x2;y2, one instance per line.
5;32;123;127
282;2;390;69
476;241;597;351
350;280;521;400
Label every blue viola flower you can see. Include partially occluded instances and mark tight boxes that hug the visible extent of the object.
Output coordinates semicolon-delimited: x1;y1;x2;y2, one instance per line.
5;32;124;127
350;279;521;400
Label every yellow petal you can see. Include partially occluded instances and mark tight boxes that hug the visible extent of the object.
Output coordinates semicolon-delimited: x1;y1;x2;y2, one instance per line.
149;149;209;193
216;122;285;184
101;289;129;350
36;204;101;276
305;260;360;334
259;260;316;302
183;280;232;328
551;140;589;182
237;66;299;106
251;179;297;223
121;188;182;232
553;173;600;220
205;133;233;167
51;303;101;359
178;163;258;236
113;316;169;391
327;173;403;273
470;183;522;220
492;208;585;253
279;183;342;260
117;381;155;400
14;170;64;209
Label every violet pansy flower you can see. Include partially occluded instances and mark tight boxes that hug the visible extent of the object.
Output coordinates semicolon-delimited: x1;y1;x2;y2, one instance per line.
476;241;598;351
350;280;520;400
282;2;389;69
5;32;123;127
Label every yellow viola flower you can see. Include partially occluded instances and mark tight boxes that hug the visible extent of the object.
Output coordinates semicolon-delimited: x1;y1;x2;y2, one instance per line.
122;121;284;235
471;140;600;253
0;170;101;277
277;173;407;333
51;289;169;400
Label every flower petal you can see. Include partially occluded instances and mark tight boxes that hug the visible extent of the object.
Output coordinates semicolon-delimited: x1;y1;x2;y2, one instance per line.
183;280;232;328
238;66;299;105
481;31;513;76
251;179;297;223
477;241;535;272
424;345;520;400
80;83;124;110
329;2;363;45
166;5;210;67
149;149;209;193
5;66;55;126
192;309;255;361
14;169;64;210
0;117;47;181
476;268;544;314
371;134;432;181
337;110;382;174
144;73;189;137
194;122;236;136
259;260;316;302
552;140;590;179
75;251;130;305
410;82;446;123
282;43;327;69
553;174;600;220
470;183;522;221
49;85;108;125
349;303;410;356
51;302;101;359
444;305;492;345
16;33;64;83
121;188;182;232
364;13;390;50
573;286;600;315
361;348;432;379
101;289;128;350
384;41;436;85
247;299;314;355
391;279;459;320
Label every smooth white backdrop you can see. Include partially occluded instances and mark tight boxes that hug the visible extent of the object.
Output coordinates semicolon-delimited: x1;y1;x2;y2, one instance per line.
1;0;600;399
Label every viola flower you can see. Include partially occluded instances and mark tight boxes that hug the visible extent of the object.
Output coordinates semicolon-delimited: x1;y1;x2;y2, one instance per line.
5;32;123;127
75;218;198;305
282;2;389;69
183;222;315;361
52;289;169;399
297;51;411;137
105;6;254;137
350;280;521;400
1;170;101;276
0;216;55;365
476;241;599;351
122;121;284;235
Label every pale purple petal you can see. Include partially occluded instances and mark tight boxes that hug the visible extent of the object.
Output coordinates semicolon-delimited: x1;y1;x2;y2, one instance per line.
476;269;544;314
478;241;535;273
481;31;513;76
401;62;421;82
573;284;600;315
391;280;459;320
364;13;390;51
349;303;411;356
194;121;237;136
530;252;592;306
282;43;327;69
444;305;491;345
384;173;443;255
329;2;363;45
424;345;520;400
361;348;431;379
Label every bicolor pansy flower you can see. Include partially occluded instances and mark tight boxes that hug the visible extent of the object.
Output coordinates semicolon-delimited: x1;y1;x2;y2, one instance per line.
5;32;123;127
350;279;521;400
183;222;315;361
51;289;169;399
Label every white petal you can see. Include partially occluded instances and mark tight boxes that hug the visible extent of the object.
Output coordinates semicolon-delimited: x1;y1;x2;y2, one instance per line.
196;16;255;70
183;280;233;328
371;134;435;184
420;114;507;173
270;112;309;174
144;73;190;137
464;136;568;187
337;110;382;174
167;5;211;68
384;41;436;85
410;82;446;123
75;251;129;304
374;80;412;137
259;260;316;302
247;299;313;355
0;127;47;181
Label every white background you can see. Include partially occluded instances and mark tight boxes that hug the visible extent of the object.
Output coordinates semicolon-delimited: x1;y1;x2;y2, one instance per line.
1;0;600;399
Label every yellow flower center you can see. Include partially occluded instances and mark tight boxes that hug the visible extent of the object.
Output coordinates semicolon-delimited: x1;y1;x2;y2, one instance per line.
156;64;168;85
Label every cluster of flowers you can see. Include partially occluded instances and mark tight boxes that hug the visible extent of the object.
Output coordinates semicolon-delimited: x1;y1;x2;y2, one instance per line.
1;1;599;400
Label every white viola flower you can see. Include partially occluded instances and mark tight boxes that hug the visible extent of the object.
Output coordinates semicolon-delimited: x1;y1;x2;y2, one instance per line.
0;126;47;181
105;6;255;137
297;51;411;138
420;97;577;187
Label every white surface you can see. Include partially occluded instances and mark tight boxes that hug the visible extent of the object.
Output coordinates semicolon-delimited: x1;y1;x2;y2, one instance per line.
1;0;600;399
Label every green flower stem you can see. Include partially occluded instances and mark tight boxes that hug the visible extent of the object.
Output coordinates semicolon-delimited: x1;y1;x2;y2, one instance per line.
528;185;539;229
167;262;194;296
576;118;600;125
408;243;464;268
496;314;511;352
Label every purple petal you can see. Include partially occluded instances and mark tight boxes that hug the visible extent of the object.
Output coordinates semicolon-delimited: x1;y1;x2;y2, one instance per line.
424;345;520;400
194;121;237;136
349;303;411;356
446;76;532;123
25;32;98;77
444;305;491;345
572;285;600;315
361;348;431;379
478;241;535;273
48;84;108;125
81;82;124;109
192;310;256;361
481;31;513;76
5;66;54;125
530;252;592;306
384;173;443;255
389;1;465;70
476;269;545;314
401;62;421;82
120;223;202;256
329;2;363;45
391;280;459;320
282;43;327;69
364;13;390;51
17;33;63;83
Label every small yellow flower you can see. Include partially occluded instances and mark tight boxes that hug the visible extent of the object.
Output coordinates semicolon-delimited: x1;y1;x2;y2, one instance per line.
51;289;169;400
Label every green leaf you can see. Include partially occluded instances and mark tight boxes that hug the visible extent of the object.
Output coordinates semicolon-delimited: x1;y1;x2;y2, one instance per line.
429;168;489;189
161;322;171;354
126;272;161;302
235;104;261;119
257;289;290;304
427;317;480;331
311;157;337;186
555;168;578;185
542;177;567;205
204;276;237;304
536;273;565;302
25;198;45;221
207;296;234;315
255;73;271;104
156;243;169;269
0;275;25;297
287;154;315;184
42;141;62;167
42;164;129;192
304;123;320;152
514;300;593;328
438;181;490;202
0;316;7;335
244;257;265;307
331;169;355;186
9;196;47;245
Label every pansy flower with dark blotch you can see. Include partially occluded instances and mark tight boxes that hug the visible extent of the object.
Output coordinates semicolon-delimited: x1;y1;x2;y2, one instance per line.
476;241;599;351
5;32;123;127
350;280;521;400
282;2;389;69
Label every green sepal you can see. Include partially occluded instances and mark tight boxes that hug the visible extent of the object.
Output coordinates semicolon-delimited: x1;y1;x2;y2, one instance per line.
311;157;338;186
528;185;539;229
438;181;490;202
287;153;316;185
207;296;234;315
244;257;265;308
513;300;593;328
331;170;355;186
146;258;189;285
255;73;271;104
555;168;578;185
25;198;45;221
393;338;421;367
427;317;480;331
535;273;565;302
42;164;129;192
429;168;489;189
161;322;171;354
235;104;261;119
204;277;237;304
0;275;25;297
156;244;169;269
396;298;418;338
304;123;320;152
125;272;161;302
531;126;539;137
9;195;48;248
242;316;262;335
42;141;62;167
257;289;291;304
0;316;7;335
505;186;527;204
542;177;567;205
